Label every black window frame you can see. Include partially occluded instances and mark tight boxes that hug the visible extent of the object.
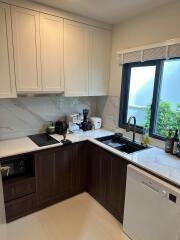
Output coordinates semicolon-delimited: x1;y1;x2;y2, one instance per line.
119;58;179;141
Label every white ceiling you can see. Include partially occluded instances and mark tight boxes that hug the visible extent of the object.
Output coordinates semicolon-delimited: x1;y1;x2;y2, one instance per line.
32;0;176;24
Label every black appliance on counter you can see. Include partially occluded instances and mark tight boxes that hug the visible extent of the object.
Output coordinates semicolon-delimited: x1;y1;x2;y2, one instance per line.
81;109;93;131
29;133;59;147
0;154;34;179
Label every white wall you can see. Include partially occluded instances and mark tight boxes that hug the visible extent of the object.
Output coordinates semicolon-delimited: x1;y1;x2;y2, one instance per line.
109;0;180;96
97;0;180;148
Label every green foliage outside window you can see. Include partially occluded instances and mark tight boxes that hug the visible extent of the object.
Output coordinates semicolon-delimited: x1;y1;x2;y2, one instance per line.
144;101;180;137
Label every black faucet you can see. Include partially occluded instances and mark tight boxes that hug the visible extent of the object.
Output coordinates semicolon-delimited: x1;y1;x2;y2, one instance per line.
126;116;137;142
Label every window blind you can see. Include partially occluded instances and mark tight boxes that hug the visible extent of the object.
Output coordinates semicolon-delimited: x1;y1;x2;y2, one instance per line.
143;46;167;61
117;39;180;65
123;51;142;63
168;43;180;58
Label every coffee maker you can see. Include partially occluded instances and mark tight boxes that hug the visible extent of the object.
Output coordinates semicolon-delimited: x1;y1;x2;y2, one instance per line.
81;109;93;131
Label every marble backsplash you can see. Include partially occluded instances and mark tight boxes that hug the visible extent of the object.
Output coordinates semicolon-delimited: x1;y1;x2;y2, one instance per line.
0;96;97;140
0;94;165;148
96;96;120;130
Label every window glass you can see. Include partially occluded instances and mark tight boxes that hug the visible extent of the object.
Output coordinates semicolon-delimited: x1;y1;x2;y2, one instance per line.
127;66;156;127
120;59;180;139
155;59;180;137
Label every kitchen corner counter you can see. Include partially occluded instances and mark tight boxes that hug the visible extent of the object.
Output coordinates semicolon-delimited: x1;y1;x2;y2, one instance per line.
90;138;180;187
0;129;113;159
0;129;180;187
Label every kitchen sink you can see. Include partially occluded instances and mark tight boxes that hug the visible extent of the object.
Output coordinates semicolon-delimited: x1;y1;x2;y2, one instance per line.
96;133;148;154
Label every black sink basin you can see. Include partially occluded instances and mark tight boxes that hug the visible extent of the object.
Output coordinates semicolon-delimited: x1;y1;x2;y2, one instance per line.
96;134;148;154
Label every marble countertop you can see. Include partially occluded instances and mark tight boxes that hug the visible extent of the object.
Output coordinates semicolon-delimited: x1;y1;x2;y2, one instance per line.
0;129;113;159
0;129;180;187
89;138;180;187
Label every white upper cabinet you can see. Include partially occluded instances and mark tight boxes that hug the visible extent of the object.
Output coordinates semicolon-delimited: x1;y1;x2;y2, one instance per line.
5;4;111;96
40;14;64;92
11;6;42;92
89;28;111;96
0;3;16;98
64;20;89;96
64;20;111;96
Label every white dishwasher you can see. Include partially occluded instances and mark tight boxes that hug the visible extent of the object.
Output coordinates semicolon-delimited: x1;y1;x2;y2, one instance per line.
123;165;180;240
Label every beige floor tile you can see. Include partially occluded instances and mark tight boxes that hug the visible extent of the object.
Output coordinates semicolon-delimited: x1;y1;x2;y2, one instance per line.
0;193;130;240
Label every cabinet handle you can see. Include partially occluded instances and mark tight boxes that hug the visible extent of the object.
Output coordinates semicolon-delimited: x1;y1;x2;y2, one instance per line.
0;166;11;176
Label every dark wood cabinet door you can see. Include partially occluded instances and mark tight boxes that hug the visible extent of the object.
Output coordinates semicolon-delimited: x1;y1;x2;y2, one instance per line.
5;194;36;223
35;149;55;205
98;147;111;205
87;143;101;200
87;143;127;223
72;142;88;193
106;155;127;223
87;143;109;204
54;145;73;197
3;177;36;202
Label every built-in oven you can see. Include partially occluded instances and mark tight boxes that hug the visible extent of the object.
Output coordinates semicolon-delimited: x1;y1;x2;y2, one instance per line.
1;157;26;179
0;154;34;179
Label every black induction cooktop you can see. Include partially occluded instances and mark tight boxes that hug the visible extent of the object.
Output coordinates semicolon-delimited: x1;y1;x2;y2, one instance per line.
28;133;59;147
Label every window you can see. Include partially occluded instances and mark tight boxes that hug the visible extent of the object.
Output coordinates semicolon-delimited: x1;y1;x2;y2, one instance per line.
119;59;180;140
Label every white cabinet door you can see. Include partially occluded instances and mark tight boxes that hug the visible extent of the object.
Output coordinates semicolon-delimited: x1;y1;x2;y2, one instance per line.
0;3;16;98
89;28;111;96
11;6;42;92
40;14;64;92
64;20;89;96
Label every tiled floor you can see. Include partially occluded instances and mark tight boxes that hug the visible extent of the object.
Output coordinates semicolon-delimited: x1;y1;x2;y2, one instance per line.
0;193;130;240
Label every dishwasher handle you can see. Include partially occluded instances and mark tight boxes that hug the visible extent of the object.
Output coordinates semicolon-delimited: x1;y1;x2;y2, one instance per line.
142;180;159;193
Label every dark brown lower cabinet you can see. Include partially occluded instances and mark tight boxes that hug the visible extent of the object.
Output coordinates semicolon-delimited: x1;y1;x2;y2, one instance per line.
54;146;73;197
35;149;55;206
5;194;36;222
72;142;88;193
87;143;127;223
106;154;127;223
3;177;36;202
87;143;109;205
35;145;74;207
35;143;88;208
3;141;127;223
